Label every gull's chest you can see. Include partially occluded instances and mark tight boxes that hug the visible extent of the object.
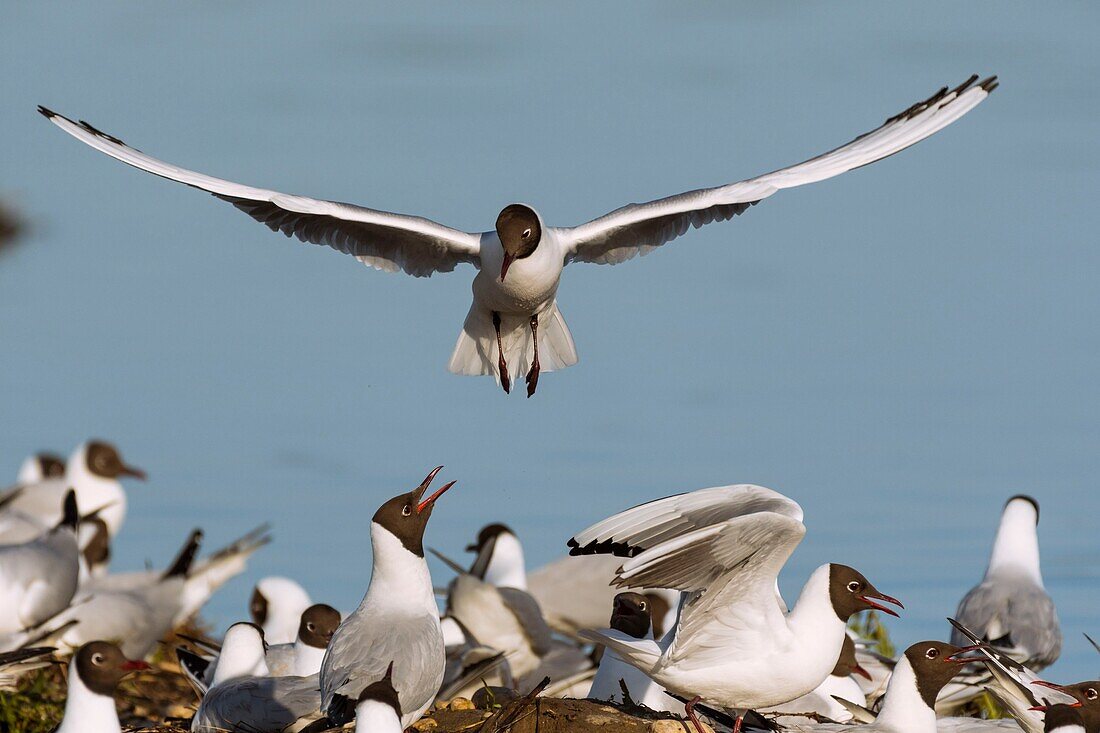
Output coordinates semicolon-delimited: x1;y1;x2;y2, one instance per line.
474;239;562;313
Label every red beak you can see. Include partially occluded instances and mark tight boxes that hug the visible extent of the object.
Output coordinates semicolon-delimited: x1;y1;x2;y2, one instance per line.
1028;680;1082;710
500;253;516;281
119;464;147;481
121;659;150;671
852;662;873;681
859;590;903;618
413;467;455;514
945;645;985;663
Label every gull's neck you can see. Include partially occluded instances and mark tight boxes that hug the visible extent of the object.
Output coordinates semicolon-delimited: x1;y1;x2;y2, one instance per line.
64;446;126;536
211;640;269;687
56;660;121;733
785;565;849;670
292;638;327;676
354;700;403;733
873;656;937;733
362;523;436;614
481;533;528;590
986;501;1043;585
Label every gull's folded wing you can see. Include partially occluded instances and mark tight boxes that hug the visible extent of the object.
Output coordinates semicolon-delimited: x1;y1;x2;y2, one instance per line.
561;75;997;266
39;108;482;278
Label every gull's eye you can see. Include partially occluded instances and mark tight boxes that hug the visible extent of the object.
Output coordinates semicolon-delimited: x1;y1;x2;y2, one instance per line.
847;581;861;593
638;601;647;611
522;228;532;239
925;647;940;660
401;504;412;517
92;653;105;665
1087;688;1098;701
306;623;315;632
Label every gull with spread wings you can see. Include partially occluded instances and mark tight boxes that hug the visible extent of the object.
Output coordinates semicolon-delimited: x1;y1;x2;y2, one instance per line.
40;74;996;396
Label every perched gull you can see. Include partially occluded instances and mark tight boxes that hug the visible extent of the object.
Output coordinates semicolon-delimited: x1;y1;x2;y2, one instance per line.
0;491;80;641
355;662;404;733
0;441;145;544
569;483;902;733
587;591;681;713
319;467;455;728
190;622;322;733
54;641;149;733
942;495;1061;711
15;453;65;484
40;75;996;396
251;576;313;645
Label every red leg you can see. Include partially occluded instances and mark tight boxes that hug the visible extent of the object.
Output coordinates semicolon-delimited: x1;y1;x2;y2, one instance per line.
733;711;744;733
684;696;708;733
493;311;510;394
525;314;540;398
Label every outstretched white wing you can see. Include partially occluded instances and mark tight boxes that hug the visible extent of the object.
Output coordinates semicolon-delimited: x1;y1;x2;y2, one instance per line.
561;75;997;266
39;108;482;278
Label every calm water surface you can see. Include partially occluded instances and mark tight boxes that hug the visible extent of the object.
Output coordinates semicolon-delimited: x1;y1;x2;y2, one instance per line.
1;3;1097;681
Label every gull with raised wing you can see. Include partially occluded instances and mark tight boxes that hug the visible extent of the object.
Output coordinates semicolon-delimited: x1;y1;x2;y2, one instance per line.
40;75;996;396
569;483;902;733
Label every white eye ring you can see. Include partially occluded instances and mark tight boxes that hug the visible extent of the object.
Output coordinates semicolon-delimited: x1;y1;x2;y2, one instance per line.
522;228;532;238
847;581;861;592
925;647;940;659
401;505;412;517
639;602;647;611
92;653;105;665
1087;688;1098;700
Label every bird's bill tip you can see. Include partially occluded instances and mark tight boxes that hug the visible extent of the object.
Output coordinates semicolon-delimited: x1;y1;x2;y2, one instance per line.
120;464;147;480
945;645;984;663
852;662;873;680
500;253;516;281
417;480;456;514
860;590;903;617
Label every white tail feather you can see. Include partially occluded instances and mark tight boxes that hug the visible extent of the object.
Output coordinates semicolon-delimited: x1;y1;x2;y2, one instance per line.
448;301;577;382
579;628;661;674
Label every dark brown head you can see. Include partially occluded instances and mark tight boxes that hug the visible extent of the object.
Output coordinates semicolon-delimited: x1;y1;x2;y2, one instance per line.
1034;681;1100;733
904;641;973;708
36;453;66;478
610;592;651;639
250;586;269;626
495;204;541;281
828;564;903;621
833;635;872;680
85;441;146;481
298;604;341;649
1044;704;1086;733
357;661;402;717
371;467;456;557
466;523;514;554
73;641;149;696
82;517;111;569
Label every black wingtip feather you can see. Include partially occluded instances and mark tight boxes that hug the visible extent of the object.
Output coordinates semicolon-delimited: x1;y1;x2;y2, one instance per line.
162;529;203;579
37;105;57;119
567;537;643;558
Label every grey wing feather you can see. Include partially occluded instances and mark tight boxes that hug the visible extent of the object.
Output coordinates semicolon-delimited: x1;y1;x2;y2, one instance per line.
952;580;1062;669
195;674;320;732
321;612;442;719
496;588;554;656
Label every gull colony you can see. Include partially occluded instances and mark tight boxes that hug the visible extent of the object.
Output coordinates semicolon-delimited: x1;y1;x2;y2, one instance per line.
6;71;1096;733
1;439;1092;733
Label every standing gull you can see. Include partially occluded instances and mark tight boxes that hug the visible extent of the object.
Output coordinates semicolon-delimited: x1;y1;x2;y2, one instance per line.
319;467;455;728
943;496;1061;711
40;75;996;395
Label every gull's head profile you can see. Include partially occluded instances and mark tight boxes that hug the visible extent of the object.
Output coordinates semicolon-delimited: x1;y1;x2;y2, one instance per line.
495;204;541;281
372;466;456;557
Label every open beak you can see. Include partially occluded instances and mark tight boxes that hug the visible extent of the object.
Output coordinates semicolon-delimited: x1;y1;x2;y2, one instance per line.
121;659;150;672
119;464;147;480
1029;681;1082;711
859;588;904;618
852;662;873;681
412;466;455;514
945;645;985;664
500;253;516;281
